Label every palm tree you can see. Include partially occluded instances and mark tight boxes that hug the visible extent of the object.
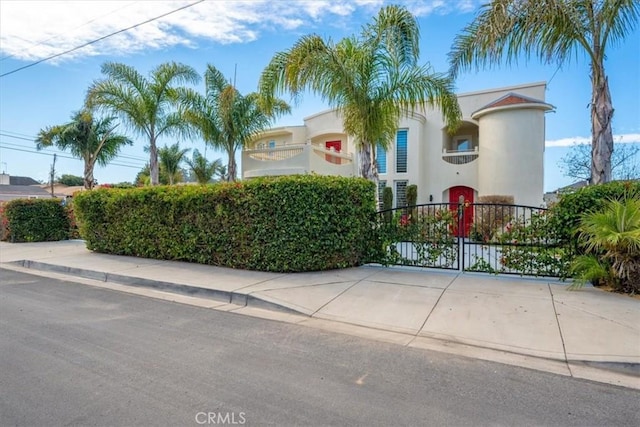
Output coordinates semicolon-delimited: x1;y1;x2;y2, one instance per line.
448;0;640;185
185;149;225;184
135;163;169;186
158;143;190;185
86;61;201;185
36;109;132;189
571;197;640;293
181;64;290;181
259;5;461;181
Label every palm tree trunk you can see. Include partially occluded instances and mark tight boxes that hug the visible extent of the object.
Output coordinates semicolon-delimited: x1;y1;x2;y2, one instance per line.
84;159;95;190
590;62;614;185
149;138;160;186
227;151;237;182
359;144;371;179
359;142;378;182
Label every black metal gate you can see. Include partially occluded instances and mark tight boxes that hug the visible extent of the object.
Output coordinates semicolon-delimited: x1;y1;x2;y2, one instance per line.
374;203;572;278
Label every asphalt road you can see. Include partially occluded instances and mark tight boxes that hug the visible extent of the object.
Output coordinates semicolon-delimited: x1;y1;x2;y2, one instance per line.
1;268;638;427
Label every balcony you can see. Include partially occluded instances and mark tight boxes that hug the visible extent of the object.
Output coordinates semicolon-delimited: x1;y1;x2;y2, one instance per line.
442;147;479;165
242;143;357;179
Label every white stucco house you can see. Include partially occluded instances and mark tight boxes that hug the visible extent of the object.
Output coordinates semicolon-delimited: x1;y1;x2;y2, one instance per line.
242;81;553;208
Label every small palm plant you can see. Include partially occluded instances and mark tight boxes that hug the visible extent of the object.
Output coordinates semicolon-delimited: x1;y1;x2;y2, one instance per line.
158;143;190;185
185;149;224;184
570;197;640;294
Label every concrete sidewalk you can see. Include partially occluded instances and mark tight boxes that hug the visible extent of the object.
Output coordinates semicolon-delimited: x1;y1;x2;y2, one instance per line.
1;240;638;389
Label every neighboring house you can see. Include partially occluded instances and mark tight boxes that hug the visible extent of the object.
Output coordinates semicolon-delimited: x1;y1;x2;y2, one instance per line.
243;81;553;208
0;173;61;201
8;175;40;186
38;183;85;198
543;180;589;205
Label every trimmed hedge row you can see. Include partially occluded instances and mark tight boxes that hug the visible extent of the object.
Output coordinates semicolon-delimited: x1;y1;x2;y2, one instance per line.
548;180;640;247
73;175;377;272
3;199;71;242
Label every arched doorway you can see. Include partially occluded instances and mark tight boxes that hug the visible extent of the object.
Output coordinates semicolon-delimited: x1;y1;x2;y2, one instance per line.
449;186;474;237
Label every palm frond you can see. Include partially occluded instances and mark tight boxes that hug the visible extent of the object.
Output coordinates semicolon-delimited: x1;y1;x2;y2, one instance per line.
258;5;460;178
569;254;611;289
184;63;290;181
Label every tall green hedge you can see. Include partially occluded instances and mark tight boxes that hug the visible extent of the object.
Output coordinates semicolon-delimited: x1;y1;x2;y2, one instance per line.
73;175;376;272
548;180;640;246
4;198;71;242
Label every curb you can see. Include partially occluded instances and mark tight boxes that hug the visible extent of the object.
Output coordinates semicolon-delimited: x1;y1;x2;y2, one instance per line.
9;260;304;316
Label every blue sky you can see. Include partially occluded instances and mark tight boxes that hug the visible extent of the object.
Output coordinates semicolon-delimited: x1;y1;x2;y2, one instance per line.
0;0;638;192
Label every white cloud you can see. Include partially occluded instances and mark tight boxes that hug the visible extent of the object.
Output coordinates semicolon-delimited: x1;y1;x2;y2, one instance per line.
403;0;482;16
545;134;640;147
0;0;481;63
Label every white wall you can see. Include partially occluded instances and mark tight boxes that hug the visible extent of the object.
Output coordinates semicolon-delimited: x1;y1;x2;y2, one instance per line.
477;107;547;207
251;126;306;149
244;82;551;207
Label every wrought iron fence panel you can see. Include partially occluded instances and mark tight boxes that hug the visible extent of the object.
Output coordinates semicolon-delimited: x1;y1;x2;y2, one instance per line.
462;203;572;277
374;203;573;278
375;203;460;270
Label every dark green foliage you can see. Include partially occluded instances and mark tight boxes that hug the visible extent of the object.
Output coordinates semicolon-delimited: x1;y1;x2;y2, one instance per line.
111;182;135;189
406;184;418;218
373;207;458;268
57;174;84;186
382;186;393;221
548;180;640;248
4;199;70;242
406;185;417;206
73;175;376;272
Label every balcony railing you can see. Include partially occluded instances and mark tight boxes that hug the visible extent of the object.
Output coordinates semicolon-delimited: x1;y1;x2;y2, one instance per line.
242;143;357;178
442;147;479;165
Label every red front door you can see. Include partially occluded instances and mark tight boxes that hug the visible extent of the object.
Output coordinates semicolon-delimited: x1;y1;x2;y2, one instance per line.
325;140;341;164
449;186;474;237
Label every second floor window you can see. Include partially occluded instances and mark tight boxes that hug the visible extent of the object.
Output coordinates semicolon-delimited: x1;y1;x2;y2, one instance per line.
377;143;387;174
396;130;407;173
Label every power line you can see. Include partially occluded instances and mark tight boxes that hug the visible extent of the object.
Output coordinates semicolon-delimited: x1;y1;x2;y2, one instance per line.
0;143;145;168
0;143;145;169
0;129;37;139
547;64;562;87
0;1;141;62
0;132;149;162
0;0;205;78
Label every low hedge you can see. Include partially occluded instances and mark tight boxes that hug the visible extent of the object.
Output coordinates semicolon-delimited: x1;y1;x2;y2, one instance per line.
548;180;640;247
73;175;377;272
3;198;71;242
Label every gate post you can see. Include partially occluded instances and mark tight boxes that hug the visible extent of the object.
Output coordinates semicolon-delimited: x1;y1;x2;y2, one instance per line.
458;195;465;271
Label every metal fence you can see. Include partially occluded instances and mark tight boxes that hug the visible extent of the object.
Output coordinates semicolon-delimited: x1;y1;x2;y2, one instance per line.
374;203;573;278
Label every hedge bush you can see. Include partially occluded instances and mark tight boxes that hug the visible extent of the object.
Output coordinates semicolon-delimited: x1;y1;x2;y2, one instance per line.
3;198;71;242
73;175;376;272
548;180;640;247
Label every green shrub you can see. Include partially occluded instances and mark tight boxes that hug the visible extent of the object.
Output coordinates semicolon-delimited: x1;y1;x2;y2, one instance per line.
73;175;376;272
548;180;640;248
4;198;71;242
570;197;640;294
406;184;418;218
406;184;417;206
66;203;80;239
0;203;8;241
372;207;457;268
382;186;393;221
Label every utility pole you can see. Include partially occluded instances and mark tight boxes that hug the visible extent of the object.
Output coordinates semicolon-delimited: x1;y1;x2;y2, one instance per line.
50;153;56;197
233;63;237;87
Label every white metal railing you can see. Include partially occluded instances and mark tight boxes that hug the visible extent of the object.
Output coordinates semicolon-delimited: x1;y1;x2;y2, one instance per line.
311;145;353;165
442;147;479;165
242;143;356;178
246;145;304;161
